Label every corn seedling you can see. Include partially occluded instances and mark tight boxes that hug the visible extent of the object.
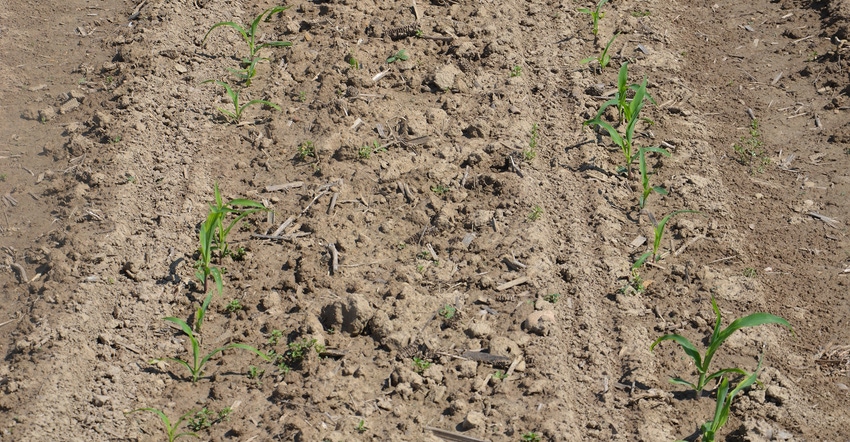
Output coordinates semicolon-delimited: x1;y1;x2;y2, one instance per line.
346;54;360;70
650;296;792;393
510;65;522;77
202;80;280;122
698;359;762;442
577;0;608;36
152;317;270;383
195;184;268;331
126;408;199;442
581;33;617;70
412;357;431;373
584;87;645;179
637;146;670;209
386;49;409;64
588;63;655;125
202;6;292;84
187;407;232;432
634;210;699;266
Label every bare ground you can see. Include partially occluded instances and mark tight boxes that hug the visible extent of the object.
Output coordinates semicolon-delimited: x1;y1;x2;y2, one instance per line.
1;0;849;441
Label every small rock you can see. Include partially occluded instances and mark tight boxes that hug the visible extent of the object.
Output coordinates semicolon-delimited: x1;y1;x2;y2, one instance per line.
522;310;556;336
465;321;493;339
38;107;57;122
175;64;188;74
433;64;461;90
461;410;485;430
455;360;478;378
92;395;110;407
765;385;789;405
59;98;80;114
489;336;521;358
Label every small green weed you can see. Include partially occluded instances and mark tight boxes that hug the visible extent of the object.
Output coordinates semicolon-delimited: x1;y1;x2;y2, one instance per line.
298;141;316;160
637;146;670;209
543;293;561;303
247;365;264;381
650;296;792;393
510;65;522;77
225;299;242;313
528;205;543;221
430;184;450;195
151;317;269;383
267;329;283;346
620;267;648;295
346;54;360;70
493;370;509;380
202;6;292;85
0;174;6;182
635;210;699;266
297;91;307;102
202;80;280;122
439;304;457;321
521;432;542;442
743;267;757;278
412;357;431;373
357;140;385;159
386;49;409;64
631;10;651;17
581;33;617;71
733;119;769;173
524;123;539;162
126;408;198;442
355;419;368;433
187;407;231;432
577;0;608;36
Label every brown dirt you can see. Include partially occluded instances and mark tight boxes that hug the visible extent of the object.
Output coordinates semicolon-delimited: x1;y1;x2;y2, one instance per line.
1;0;849;441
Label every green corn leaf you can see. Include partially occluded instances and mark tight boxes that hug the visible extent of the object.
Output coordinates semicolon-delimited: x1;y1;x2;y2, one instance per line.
580;57;595;64
650;333;704;370
703;311;793;377
668;377;698;390
588;98;619;123
202;21;247;46
632;251;651;269
577;7;592;13
258;41;292;49
588;119;624;148
653;186;668;195
653;210;699;259
703;367;750;388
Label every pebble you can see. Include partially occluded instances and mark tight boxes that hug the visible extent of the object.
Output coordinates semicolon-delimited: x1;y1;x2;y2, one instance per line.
59;98;80;114
522;310;556;336
461;411;485;430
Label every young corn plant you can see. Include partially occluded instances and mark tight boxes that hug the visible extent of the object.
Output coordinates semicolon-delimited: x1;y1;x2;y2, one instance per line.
689;365;761;442
584;78;646;179
195;183;268;331
126;408;199;442
581;33;617;71
151;317;270;383
637;146;670;209
577;0;609;36
202;80;280;123
634;209;698;266
202;6;292;85
588;63;656;125
650;296;792;393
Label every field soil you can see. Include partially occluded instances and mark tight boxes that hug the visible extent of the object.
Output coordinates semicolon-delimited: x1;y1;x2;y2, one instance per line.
1;0;849;440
